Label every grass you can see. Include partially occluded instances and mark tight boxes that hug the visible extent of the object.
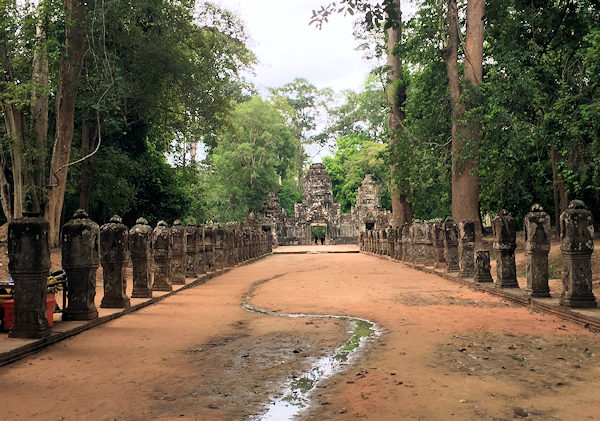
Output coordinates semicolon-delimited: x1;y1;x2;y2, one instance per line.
335;319;375;362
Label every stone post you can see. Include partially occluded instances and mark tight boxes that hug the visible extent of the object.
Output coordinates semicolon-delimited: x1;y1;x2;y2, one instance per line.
129;218;153;299
62;210;100;321
387;227;395;257
492;210;519;288
402;224;410;262
559;200;596;308
433;220;446;268
415;222;427;264
204;226;215;269
443;217;459;272
424;221;436;266
8;213;52;338
458;221;475;278
214;225;225;269
100;215;130;308
197;225;207;275
474;250;493;283
169;220;186;285
152;221;172;292
395;227;403;261
185;222;198;279
524;204;551;298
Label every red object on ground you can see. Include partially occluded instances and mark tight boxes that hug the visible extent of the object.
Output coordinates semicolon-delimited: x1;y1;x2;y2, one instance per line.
2;298;56;331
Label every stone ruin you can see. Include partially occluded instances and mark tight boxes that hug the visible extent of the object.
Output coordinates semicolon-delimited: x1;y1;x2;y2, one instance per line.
359;201;597;309
5;211;272;339
258;164;390;245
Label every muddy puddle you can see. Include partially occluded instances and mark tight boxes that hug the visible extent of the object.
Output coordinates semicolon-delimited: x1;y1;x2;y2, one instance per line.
243;279;380;420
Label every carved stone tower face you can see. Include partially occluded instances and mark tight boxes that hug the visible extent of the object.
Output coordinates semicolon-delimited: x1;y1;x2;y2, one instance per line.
302;163;334;206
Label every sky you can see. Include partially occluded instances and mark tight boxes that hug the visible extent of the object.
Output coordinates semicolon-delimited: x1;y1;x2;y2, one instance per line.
213;0;376;94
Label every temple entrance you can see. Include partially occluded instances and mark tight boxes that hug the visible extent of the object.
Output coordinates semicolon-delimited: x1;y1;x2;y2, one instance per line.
310;224;327;245
365;222;375;231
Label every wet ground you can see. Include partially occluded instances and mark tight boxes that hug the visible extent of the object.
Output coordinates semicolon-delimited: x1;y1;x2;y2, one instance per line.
2;248;600;420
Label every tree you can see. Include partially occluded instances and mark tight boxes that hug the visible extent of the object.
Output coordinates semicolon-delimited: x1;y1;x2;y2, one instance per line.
204;97;299;222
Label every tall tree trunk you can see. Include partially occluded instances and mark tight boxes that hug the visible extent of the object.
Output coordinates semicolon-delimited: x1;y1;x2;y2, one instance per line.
2;105;26;220
78;108;98;212
30;20;49;214
46;0;86;247
444;0;484;242
387;0;413;228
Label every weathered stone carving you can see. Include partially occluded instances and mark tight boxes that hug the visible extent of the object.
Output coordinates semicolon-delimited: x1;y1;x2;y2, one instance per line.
100;215;130;308
62;210;100;321
402;224;410;262
559;200;596;308
433;219;446;268
8;213;52;338
170;220;186;285
414;222;427;264
152;221;172;292
129;217;153;299
524;204;551;297
204;225;215;270
394;227;403;261
492;210;519;288
474;250;493;283
185;222;198;278
443;218;460;272
424;221;436;266
214;225;225;269
458;221;475;278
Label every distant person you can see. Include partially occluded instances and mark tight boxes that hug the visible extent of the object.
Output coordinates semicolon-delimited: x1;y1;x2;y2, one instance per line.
314;236;318;245
320;236;325;245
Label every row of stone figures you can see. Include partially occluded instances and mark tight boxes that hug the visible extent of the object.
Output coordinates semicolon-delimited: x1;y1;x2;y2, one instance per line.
7;209;272;339
360;200;596;309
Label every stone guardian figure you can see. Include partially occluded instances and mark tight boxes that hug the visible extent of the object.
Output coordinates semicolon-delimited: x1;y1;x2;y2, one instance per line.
458;221;475;278
492;210;519;288
152;221;172;292
129;217;153;298
559;200;596;308
524;204;551;297
62;209;100;320
443;217;460;272
100;215;130;308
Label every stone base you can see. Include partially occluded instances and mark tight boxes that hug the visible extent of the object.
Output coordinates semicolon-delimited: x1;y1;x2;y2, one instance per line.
63;309;99;321
100;297;131;308
560;295;597;308
9;320;51;339
171;277;186;285
475;274;493;283
527;288;551;298
153;285;172;292
496;279;519;288
131;289;153;299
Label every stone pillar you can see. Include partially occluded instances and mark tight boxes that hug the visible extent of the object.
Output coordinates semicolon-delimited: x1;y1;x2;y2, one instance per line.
214;225;225;269
196;225;207;275
62;210;100;321
492;210;519;288
424;221;436;266
8;213;52;338
559;200;596;308
458;221;475;278
474;250;493;283
129;218;153;299
402;224;410;262
234;228;242;264
185;222;198;278
152;221;172;292
395;227;403;261
524;204;551;298
433;220;446;268
100;215;130;308
443;217;459;272
387;227;395;257
204;226;215;269
169;220;186;285
415;222;427;264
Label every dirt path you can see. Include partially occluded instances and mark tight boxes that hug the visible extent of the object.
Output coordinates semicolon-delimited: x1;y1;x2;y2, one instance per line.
3;251;600;420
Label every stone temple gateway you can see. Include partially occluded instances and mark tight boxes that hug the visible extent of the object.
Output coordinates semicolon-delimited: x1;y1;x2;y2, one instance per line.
259;163;390;246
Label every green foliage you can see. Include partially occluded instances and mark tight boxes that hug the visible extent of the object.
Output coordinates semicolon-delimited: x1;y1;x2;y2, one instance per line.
323;133;389;213
203;97;299;222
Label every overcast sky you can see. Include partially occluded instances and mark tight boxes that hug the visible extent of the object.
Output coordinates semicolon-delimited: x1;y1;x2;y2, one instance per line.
213;0;375;94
